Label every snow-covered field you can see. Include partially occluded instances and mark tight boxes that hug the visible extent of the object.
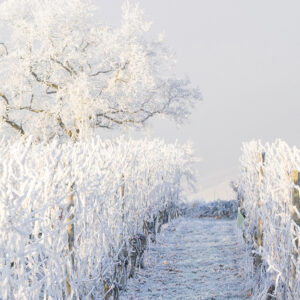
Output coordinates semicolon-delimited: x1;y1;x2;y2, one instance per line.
121;216;246;300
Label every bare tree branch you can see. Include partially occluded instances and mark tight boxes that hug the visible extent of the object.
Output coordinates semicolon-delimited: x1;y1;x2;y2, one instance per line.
57;115;73;138
97;95;175;127
51;57;73;75
3;117;24;135
0;92;9;105
30;67;60;90
66;61;77;75
96;112;135;126
90;69;113;77
90;61;129;77
15;106;45;113
50;57;78;76
46;87;57;95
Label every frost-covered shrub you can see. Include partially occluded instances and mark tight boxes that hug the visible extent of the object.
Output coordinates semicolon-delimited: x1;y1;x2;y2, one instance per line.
238;140;300;299
180;200;238;219
0;136;195;299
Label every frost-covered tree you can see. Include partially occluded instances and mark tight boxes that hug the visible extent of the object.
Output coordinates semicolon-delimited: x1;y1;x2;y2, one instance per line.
0;0;200;141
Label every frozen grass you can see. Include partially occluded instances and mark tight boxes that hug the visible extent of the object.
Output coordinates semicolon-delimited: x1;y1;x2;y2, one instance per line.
121;216;247;300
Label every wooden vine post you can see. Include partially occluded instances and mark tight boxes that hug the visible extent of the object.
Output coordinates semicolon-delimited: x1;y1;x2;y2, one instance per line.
254;152;265;269
120;174;127;289
61;158;75;298
291;170;300;284
237;168;246;232
121;174;125;225
66;182;75;296
104;174;127;299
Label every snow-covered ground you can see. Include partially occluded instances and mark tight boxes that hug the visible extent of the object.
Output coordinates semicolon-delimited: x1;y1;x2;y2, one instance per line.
121;216;246;300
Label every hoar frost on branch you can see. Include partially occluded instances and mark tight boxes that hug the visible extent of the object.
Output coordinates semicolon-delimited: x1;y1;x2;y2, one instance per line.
0;0;200;140
0;136;195;298
238;140;300;299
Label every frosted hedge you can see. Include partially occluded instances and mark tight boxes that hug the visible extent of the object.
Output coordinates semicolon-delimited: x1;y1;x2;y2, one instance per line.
0;136;195;299
238;140;300;299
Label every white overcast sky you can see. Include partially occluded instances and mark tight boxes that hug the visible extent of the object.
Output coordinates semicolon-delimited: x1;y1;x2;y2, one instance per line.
97;0;300;201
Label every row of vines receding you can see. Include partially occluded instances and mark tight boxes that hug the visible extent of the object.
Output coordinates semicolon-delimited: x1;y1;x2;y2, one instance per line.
237;140;300;299
0;136;195;299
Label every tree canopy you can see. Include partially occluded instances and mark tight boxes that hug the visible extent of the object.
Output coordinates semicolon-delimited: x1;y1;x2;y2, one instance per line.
0;0;200;141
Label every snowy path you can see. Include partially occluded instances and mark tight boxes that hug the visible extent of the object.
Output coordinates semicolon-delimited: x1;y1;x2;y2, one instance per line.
121;217;246;300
